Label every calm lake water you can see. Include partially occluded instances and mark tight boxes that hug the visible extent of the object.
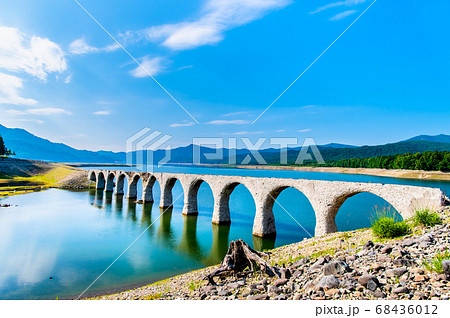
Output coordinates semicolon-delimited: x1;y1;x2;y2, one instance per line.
0;165;449;299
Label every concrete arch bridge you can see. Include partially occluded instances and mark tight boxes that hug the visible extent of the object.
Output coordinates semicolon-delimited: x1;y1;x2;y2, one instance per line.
88;170;445;237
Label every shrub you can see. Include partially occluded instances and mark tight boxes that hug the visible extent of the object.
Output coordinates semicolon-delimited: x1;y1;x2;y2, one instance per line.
371;208;410;238
413;209;442;227
423;250;450;273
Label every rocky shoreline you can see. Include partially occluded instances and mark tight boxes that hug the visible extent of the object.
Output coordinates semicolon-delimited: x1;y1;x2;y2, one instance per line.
95;206;450;300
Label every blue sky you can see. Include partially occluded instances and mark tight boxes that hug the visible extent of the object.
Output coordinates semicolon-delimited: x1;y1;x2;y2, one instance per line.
0;0;449;151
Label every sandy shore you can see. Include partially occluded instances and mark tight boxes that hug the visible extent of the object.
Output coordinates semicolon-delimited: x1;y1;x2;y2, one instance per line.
228;165;450;181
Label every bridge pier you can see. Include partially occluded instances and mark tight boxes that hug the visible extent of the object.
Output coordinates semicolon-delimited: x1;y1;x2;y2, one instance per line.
128;182;138;199
252;203;276;238
115;174;125;195
105;173;115;192
96;173;105;190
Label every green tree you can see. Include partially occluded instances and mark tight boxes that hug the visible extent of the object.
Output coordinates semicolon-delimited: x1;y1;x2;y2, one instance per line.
0;135;6;156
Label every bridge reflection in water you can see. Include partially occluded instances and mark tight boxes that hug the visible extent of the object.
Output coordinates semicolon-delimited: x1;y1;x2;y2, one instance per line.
88;189;275;266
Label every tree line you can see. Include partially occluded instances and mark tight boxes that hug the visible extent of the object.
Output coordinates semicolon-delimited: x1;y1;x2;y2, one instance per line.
314;151;450;172
0;135;15;157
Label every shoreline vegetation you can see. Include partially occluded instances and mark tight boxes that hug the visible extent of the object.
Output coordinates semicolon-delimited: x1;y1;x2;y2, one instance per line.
0;158;90;197
92;207;450;300
229;165;450;181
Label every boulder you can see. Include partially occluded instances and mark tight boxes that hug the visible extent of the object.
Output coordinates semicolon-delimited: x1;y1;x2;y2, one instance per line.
317;275;340;289
323;261;351;276
386;267;408;277
442;260;450;275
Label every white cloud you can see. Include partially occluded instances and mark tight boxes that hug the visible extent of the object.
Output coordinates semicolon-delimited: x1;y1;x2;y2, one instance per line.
276;129;285;132
69;37;119;55
130;56;165;78
177;65;194;71
0;72;37;106
141;0;292;50
330;10;357;21
7;108;72;116
93;110;111;115
298;129;311;133
64;74;72;84
232;131;264;135
170;122;196;127
311;0;366;14
223;111;251;117
0;26;67;81
207;119;250;125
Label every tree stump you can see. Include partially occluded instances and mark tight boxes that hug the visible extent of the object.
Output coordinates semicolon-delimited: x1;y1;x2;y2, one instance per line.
204;239;280;285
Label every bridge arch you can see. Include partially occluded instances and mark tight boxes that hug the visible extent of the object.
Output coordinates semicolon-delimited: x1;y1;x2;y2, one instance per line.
212;182;255;225
254;185;316;238
143;175;158;203
88;171;96;182
160;177;184;209
323;190;403;234
182;179;214;216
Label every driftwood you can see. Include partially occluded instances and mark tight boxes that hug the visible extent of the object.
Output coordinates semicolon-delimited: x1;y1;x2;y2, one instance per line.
205;239;280;285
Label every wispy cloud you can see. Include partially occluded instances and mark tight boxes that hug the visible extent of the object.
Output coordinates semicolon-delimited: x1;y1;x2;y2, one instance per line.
7;108;72;116
207;119;250;125
136;0;292;50
0;72;37;106
69;37;119;55
330;10;357;21
298;129;312;133
0;26;67;81
170;121;196;127
276;129;285;132
223;111;251;117
93;110;111;116
129;56;165;78
311;0;366;14
64;74;72;84
177;65;194;71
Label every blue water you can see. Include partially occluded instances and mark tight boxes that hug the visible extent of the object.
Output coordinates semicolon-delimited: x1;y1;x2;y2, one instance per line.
0;165;448;299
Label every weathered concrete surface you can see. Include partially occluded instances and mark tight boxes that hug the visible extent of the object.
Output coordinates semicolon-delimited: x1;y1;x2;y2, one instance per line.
88;170;446;238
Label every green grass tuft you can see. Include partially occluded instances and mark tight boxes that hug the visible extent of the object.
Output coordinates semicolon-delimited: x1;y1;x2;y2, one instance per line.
413;208;442;227
423;250;450;273
371;208;410;238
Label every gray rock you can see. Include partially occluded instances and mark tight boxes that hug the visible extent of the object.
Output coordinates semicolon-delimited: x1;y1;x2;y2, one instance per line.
292;258;308;268
247;294;269;300
364;241;374;249
386;267;408;277
227;282;240;289
323;261;351;276
293;270;303;278
367;279;378;291
419;241;431;248
317;275;340;289
381;246;393;254
274;294;287;300
346;255;357;262
393;286;409;294
280;268;292;280
401;239;416;247
267;285;281;294
419;233;433;242
442;260;450;275
274;278;288;287
218;289;231;296
358;274;379;288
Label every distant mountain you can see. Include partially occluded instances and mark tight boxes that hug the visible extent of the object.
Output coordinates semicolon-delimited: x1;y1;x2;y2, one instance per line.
319;143;357;149
1;123;449;165
0;124;125;163
403;134;450;144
